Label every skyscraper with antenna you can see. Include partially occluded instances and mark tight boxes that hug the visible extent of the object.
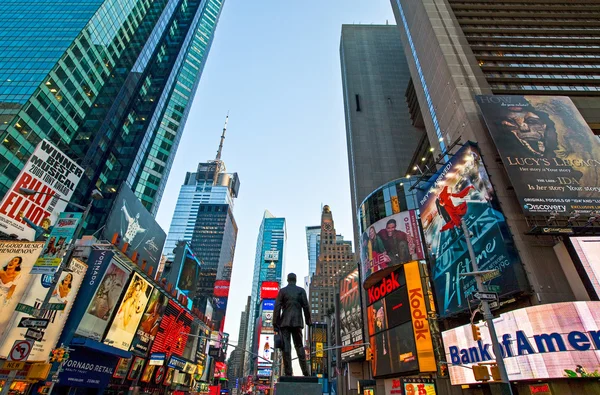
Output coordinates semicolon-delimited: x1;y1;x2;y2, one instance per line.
163;115;240;330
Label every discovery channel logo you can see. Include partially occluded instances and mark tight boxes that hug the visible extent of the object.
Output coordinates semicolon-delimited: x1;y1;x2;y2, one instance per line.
523;204;566;213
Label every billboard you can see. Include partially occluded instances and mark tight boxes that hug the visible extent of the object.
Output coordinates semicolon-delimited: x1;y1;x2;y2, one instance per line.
264;250;279;261
150;299;193;357
417;143;528;316
176;247;200;300
442;301;600;385
213;280;230;298
0;139;84;240
75;256;131;341
131;288;168;355
569;236;600;299
260;281;279;300
103;273;154;350
0;241;44;336
57;347;119;388
476;95;600;216
339;269;365;362
0;258;87;360
359;210;424;288
261;300;275;334
103;185;166;273
32;212;81;274
404;261;435;372
370;321;418;377
257;334;273;367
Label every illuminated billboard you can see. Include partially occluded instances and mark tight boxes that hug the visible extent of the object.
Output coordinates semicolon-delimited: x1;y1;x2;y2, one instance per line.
569;236;600;298
130;288;168;355
358;210;424;288
0;258;87;360
257;334;273;368
0;241;44;336
213;280;230;298
476;95;600;216
176;246;200;300
417;143;528;316
150;299;193;357
339;269;365;362
104;273;154;350
260;281;279;300
261;300;275;334
0;139;83;240
75;256;130;341
443;301;600;384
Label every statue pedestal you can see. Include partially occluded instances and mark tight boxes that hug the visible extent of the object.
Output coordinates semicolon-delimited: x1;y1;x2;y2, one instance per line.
276;377;320;395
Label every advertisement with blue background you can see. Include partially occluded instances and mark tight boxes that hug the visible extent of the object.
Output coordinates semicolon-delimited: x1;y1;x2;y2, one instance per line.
417;143;528;316
57;347;119;388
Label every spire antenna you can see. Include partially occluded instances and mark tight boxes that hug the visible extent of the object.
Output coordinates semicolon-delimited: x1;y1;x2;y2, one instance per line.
212;113;229;185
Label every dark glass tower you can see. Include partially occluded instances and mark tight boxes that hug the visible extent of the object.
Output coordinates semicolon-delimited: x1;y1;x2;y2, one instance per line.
0;0;225;230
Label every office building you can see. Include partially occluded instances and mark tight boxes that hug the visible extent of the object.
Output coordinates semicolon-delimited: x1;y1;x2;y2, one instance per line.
244;211;286;376
340;24;424;247
0;0;225;230
163;120;239;327
309;205;354;323
231;296;251;381
306;225;321;279
386;1;600;393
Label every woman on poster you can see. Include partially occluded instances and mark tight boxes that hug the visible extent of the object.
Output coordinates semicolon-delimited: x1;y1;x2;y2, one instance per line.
52;273;73;304
0;256;22;305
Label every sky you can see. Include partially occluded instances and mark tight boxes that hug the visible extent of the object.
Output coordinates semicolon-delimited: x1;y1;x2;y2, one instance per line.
155;0;396;349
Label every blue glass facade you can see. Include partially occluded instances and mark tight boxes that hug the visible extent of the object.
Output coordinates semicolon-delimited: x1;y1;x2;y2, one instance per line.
0;0;225;231
244;211;286;376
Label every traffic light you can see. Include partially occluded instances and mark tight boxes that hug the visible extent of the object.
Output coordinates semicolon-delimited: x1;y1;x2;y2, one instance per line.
472;364;490;382
471;324;481;341
365;347;373;361
490;364;501;381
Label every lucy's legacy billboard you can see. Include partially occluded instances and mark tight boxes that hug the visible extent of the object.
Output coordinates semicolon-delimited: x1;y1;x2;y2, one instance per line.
476;95;600;216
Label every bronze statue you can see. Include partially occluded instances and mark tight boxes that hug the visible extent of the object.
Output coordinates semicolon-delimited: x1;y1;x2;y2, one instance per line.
273;273;312;376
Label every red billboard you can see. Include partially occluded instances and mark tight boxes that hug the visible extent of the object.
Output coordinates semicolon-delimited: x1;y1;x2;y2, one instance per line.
213;280;230;298
150;300;193;357
260;281;279;300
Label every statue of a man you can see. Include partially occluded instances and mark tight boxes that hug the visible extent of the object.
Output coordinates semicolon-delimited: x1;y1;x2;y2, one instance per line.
273;273;312;376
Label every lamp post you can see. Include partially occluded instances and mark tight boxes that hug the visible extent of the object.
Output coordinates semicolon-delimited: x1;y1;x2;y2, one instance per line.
18;187;103;317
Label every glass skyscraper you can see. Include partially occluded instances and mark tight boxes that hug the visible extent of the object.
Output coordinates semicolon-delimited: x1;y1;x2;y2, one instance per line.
0;0;225;230
244;210;286;376
162;130;240;329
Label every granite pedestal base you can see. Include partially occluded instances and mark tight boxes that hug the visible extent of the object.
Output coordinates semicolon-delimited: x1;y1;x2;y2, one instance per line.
276;377;320;395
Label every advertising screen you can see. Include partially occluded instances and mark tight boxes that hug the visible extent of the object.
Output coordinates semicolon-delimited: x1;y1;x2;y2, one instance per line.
103;185;166;273
417;143;528;316
476;95;600;216
0;258;87;360
359;210;424;288
339;269;365;362
0;139;83;240
404;261;435;372
370;322;418;377
76;257;130;341
403;378;437;395
261;300;275;334
260;281;279;300
131;288;168;355
32;212;81;274
104;273;154;350
257;334;273;367
570;236;600;298
150;299;193;357
177;248;200;299
443;301;600;385
213;280;230;298
0;241;44;336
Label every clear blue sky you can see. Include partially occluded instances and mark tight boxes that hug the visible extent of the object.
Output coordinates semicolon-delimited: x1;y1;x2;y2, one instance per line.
155;0;396;346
